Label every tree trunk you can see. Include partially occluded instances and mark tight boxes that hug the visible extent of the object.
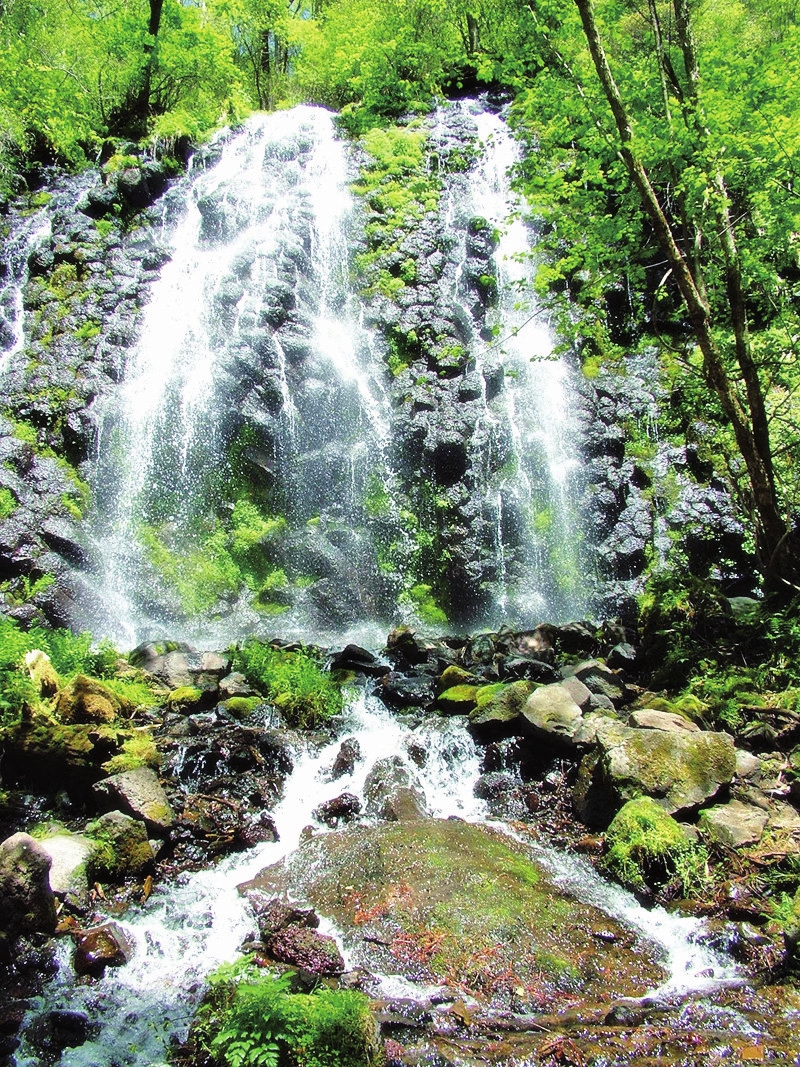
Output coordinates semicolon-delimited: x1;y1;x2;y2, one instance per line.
572;0;794;583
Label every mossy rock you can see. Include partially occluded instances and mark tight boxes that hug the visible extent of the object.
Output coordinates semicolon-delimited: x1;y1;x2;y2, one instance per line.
242;820;664;1010
436;683;479;715
602;797;697;893
468;680;534;734
2;712;121;792
166;685;204;710
86;810;154;879
223;696;263;720
436;664;479;695
55;674;129;724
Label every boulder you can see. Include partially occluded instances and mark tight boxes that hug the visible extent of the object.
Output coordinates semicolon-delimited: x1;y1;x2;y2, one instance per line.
314;792;362;827
55;674;124;724
267;925;345;976
86;810;155;877
520;684;584;745
467;680;534;735
363;757;427;820
570;661;626;704
327;738;362;781
242;893;319;940
240;820;665;1010
93;766;175;834
39;831;95;907
73;921;134;976
699;800;768;849
628;709;700;734
592;720;736;815
0;832;57;936
24;650;60;697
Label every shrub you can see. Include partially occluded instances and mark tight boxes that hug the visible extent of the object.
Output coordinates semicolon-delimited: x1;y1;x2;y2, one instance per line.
200;964;381;1067
232;640;343;729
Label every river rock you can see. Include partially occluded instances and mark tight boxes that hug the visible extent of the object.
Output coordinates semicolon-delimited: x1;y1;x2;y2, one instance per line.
314;792;362;827
39;831;95;907
23;1009;96;1058
242;893;319;940
0;833;57;936
569;661;626;704
467;680;534;736
93;766;175;834
327;737;362;780
267;924;345;976
520;684;584;745
73;921;134;976
241;819;664;1010
628;709;700;733
363;756;427;820
55;674;124;724
699;800;769;848
86;810;155;877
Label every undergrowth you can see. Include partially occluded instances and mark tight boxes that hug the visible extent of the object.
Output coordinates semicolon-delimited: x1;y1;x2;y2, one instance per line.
195;960;380;1067
232;640;344;729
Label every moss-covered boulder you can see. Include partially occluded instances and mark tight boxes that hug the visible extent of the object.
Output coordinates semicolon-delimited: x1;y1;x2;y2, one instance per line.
520;683;585;745
241;820;664;1011
591;719;736;815
86;810;155;878
24;649;60;697
602;797;700;894
55;674;128;724
0;832;57;937
435;683;479;715
467;680;534;735
1;713;120;792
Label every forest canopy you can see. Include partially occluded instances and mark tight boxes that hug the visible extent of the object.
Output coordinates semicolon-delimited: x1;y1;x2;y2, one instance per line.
1;0;799;588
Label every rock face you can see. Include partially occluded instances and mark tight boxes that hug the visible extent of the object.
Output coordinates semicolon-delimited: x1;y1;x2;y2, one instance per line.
0;833;57;937
241;819;664;1010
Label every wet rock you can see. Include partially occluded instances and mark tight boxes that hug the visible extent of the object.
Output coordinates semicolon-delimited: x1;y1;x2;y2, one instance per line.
467;680;534;736
314;792;362;827
699;799;769;848
0;833;57;937
328;737;362;780
569;660;626;704
363;757;427;820
267;924;345;976
73;921;134;976
218;671;259;699
330;644;388;677
385;627;430;667
379;671;436;708
93;766;175;835
242;893;319;940
24;1009;97;1058
86;810;155;877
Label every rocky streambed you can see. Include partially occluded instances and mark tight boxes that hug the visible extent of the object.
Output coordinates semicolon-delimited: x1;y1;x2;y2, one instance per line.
1;622;800;1065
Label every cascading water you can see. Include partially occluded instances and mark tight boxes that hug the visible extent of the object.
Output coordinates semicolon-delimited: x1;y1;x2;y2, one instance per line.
0;210;52;372
13;694;739;1067
90;107;394;648
459;103;588;624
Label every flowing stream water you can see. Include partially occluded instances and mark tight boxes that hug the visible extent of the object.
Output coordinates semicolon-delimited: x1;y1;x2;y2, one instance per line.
13;691;738;1067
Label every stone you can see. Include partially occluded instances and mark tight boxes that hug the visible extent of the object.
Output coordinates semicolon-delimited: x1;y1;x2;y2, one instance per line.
243;893;319;940
699;800;769;849
93;766;175;834
328;738;362;781
363;757;427;820
55;674;124;724
314;792;362;827
570;661;626;704
628;709;701;734
86;810;155;877
39;832;95;907
436;683;479;715
520;684;584;745
560;676;593;711
329;644;388;677
595;721;736;815
73;921;134;976
267;924;345;976
0;832;57;936
218;671;259;699
24;649;60;697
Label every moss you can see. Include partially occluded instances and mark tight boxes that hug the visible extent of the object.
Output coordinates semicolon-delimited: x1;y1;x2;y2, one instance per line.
0;486;17;519
223;696;262;719
102;730;159;773
436;684;479;715
166;685;203;710
602;797;705;895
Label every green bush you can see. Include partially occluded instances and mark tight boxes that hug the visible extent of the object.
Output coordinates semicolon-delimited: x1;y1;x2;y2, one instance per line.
232;640;343;729
200;964;380;1067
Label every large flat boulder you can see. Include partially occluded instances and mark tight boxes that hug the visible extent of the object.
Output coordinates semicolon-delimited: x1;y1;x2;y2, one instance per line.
240;819;664;1012
520;683;584;745
93;766;175;834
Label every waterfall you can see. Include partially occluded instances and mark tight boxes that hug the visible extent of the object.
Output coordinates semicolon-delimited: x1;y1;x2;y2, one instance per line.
462;103;588;625
90;107;393;648
0;209;52;373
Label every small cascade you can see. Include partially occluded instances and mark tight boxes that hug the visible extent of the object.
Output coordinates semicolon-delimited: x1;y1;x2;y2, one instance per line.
90;107;394;647
0;210;52;372
463;103;589;623
13;695;742;1067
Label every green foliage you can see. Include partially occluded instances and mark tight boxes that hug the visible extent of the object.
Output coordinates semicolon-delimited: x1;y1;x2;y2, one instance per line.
400;583;448;627
102;729;159;773
232;640;344;730
0;487;17;520
603;797;709;898
200;964;379;1067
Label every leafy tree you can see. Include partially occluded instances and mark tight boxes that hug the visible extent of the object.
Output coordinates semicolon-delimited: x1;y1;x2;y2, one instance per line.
510;0;800;593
